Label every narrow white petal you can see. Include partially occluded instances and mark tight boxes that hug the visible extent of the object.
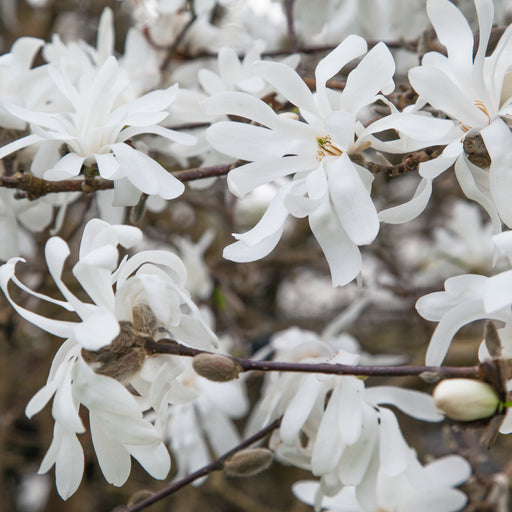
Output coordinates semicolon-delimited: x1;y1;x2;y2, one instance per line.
251;61;317;113
326;155;379;245
481;120;512;227
378;178;432;224
95;152;120;179
315;34;367;115
281;376;324;444
409;67;486;127
339;42;395;114
0;259;77;338
119;124;196;146
206;121;301;161
367;113;454;142
127;442;171;480
90;413;131;486
425;455;472;487
338;404;378;485
54;428;84;500
235;183;292;246
424;299;494;365
484;270;512;312
311;386;344;475
309;201;362;287
365;386;443;421
427;0;474;68
45;153;85;180
203;91;283;129
227;156;316;198
0;134;43;159
378;407;408;477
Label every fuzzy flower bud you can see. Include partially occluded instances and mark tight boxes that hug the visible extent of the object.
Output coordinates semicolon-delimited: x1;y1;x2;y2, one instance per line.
192;353;242;382
224;448;273;477
433;378;501;421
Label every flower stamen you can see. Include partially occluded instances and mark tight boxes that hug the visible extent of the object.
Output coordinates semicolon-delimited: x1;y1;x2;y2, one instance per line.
316;135;343;161
474;99;491;123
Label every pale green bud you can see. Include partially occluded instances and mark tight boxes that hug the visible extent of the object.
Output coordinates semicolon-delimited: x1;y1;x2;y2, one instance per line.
433;378;501;422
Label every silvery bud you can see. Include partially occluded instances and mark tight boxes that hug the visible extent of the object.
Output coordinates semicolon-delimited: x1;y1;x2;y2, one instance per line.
224;448;273;477
192;353;242;382
433;378;501;421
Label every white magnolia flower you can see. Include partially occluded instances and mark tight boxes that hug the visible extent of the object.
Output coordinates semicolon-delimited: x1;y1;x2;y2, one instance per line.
416;230;512;365
0;218;218;498
0;55;195;206
293;453;470;512
43;7;162;99
248;327;443;509
25;349;170;499
205;35;451;286
380;0;512;229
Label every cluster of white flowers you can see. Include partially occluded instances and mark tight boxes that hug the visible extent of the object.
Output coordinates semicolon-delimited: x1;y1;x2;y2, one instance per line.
0;218;218;498
247;327;449;510
4;0;512;509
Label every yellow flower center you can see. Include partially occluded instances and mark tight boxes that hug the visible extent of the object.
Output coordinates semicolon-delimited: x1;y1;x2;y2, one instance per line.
316;135;343;161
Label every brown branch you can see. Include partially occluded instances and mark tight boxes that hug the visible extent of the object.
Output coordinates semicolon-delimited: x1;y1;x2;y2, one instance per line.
123;418;281;512
351;145;444;177
144;338;480;380
284;0;298;53
0;162;238;200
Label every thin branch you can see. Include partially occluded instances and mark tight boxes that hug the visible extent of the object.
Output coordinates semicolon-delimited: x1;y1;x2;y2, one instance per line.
144;339;480;380
0;162;238;200
284;0;298;53
351;145;444;176
123;418;281;512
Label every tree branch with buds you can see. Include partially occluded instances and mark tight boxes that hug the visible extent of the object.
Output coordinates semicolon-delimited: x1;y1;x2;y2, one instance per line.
123;418;281;512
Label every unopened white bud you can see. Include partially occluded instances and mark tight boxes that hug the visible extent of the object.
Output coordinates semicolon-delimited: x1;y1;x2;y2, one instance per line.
433;378;500;421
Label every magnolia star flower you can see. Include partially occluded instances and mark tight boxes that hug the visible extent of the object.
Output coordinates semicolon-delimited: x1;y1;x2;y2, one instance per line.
293;453;470;512
205;35;451;286
416;230;512;365
247;327;443;509
0;56;195;206
380;0;512;229
0;218;218;498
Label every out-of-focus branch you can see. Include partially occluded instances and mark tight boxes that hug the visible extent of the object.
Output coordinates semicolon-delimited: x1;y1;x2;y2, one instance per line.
284;0;298;53
123;418;281;512
0;162;238;200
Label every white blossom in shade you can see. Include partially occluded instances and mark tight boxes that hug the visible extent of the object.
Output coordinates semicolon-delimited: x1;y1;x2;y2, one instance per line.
198;41;300;98
0;218;218;497
247;327;443;509
380;0;512;229
43;7;162;99
293;453;470;512
416;230;512;365
397;200;499;287
205;35;452;286
173;229;215;301
0;36;45;129
0;55;195;206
